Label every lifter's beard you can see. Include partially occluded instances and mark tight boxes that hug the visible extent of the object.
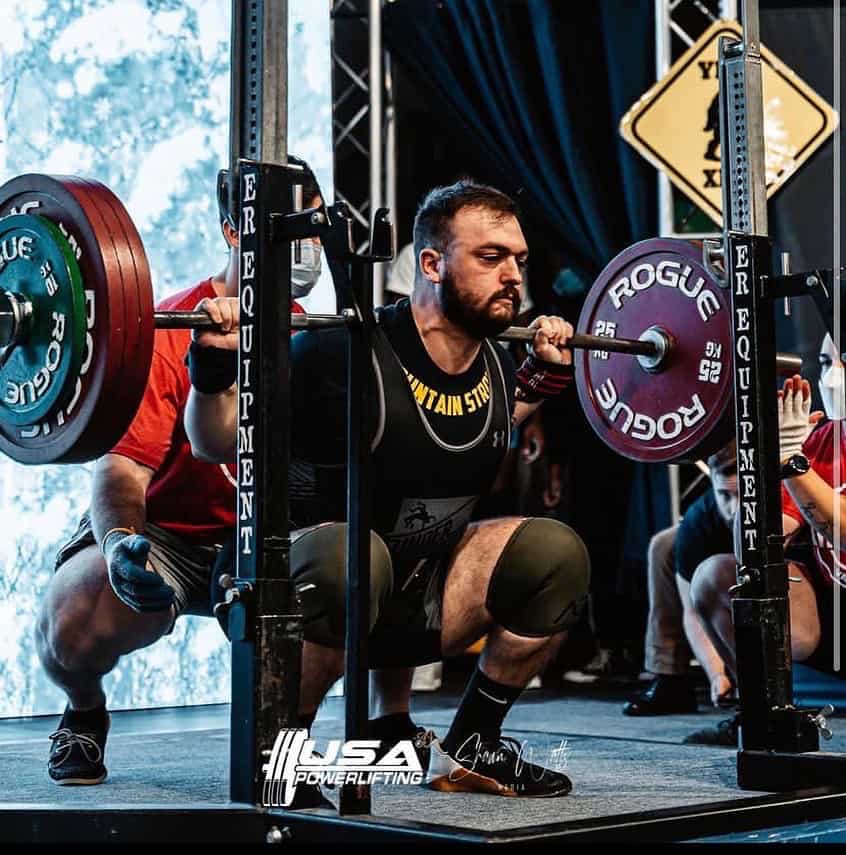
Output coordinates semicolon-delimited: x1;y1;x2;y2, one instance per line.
440;271;520;340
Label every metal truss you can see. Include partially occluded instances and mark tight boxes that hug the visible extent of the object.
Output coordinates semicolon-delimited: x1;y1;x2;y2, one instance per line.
655;0;738;237
330;0;395;303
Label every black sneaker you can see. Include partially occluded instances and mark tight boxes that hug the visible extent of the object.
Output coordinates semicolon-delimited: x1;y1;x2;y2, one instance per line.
622;676;698;716
48;707;110;785
426;735;572;797
683;714;740;747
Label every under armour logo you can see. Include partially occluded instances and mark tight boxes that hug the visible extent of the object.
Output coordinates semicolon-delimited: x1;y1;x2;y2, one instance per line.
492;430;507;448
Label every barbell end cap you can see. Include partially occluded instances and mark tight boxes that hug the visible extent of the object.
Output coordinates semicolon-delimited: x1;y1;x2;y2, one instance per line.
636;326;671;373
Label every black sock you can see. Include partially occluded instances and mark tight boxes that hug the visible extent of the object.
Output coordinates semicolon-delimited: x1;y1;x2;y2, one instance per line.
441;668;523;755
369;712;416;741
63;704;108;731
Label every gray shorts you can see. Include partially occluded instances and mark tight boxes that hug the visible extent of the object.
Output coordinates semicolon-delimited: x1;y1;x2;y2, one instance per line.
55;512;222;619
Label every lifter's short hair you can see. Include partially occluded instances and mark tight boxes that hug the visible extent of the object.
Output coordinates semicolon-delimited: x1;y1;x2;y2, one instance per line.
707;438;737;476
412;179;520;261
217;166;321;231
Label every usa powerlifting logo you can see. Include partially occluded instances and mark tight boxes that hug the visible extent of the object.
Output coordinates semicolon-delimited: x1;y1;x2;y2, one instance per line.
261;729;424;807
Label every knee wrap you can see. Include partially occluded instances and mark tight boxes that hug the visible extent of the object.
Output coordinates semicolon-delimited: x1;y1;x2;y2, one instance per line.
486;518;590;637
290;523;393;648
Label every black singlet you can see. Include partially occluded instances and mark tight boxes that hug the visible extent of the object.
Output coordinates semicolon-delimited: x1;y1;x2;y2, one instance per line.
289;299;516;570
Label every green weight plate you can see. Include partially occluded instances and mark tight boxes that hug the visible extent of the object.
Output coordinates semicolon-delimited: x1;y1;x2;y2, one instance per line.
0;214;86;426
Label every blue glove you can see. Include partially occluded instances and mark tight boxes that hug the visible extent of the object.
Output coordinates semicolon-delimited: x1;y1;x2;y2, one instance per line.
103;532;176;613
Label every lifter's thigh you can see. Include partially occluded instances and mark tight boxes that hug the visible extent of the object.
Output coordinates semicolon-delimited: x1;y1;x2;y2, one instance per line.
37;545;174;673
290;522;393;648
440;516;590;655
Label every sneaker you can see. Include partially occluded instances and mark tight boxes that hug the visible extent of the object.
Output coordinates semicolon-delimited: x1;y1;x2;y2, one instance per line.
48;707;110;785
426;736;572;797
683;714;740;747
622;676;698;717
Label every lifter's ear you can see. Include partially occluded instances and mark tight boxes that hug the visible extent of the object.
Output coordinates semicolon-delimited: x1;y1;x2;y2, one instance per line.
419;248;442;284
222;220;239;250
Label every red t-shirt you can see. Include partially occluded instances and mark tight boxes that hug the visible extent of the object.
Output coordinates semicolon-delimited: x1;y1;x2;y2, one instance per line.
111;280;305;544
782;420;846;588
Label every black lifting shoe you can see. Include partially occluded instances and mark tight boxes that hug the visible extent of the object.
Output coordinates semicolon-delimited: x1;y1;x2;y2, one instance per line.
426;735;572;797
48;706;110;785
683;713;740;748
622;675;699;716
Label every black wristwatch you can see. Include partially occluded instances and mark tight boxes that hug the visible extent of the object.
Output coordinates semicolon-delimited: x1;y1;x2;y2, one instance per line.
780;453;811;480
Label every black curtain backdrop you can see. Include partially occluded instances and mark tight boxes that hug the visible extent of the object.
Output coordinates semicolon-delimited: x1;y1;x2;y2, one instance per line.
383;0;657;275
763;2;845;389
383;0;669;645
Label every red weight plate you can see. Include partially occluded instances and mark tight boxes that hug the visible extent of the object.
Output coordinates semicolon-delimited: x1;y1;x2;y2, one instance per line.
574;238;734;464
74;178;154;458
55;178;142;461
0;174;129;464
82;179;155;400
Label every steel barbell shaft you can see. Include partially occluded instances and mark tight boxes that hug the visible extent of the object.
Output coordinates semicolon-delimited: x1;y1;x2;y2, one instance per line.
153;310;354;330
110;310;825;373
500;325;801;375
499;326;658;356
0;296;808;376
154;311;660;354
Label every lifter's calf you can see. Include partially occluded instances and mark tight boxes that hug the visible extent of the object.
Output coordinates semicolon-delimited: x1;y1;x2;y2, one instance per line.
479;625;565;687
689;554;740;675
36;545;173;710
299;641;344;723
439;518;589;758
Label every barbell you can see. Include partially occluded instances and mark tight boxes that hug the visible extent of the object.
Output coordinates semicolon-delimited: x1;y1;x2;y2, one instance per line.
0;174;801;466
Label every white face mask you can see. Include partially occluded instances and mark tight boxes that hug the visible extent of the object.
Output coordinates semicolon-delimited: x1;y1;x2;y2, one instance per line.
820;364;846;420
291;240;322;299
819;334;846;421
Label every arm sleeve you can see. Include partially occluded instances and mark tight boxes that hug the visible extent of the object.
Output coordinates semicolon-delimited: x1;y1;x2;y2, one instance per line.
110;349;186;472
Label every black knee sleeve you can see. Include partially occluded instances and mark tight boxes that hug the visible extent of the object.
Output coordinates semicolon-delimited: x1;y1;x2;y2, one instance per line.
290;523;393;648
486;518;590;637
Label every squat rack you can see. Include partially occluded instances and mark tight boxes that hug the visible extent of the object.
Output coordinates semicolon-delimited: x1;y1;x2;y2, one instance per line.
5;0;846;843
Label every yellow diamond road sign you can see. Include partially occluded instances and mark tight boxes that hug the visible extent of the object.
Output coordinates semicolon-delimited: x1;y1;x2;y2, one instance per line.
620;20;838;226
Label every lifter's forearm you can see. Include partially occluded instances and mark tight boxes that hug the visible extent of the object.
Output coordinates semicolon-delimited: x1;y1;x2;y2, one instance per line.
185;384;238;463
90;454;153;548
783;468;846;543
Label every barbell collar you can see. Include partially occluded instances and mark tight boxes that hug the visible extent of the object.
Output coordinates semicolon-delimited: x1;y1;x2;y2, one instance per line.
0;291;33;351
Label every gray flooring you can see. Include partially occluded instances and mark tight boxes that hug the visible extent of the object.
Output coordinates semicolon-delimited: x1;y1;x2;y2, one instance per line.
4;691;846;832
